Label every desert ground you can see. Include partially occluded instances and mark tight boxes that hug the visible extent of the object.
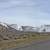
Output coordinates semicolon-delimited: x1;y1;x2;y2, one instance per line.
0;32;50;50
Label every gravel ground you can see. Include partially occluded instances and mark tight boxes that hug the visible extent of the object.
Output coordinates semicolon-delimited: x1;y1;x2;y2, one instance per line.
6;40;50;50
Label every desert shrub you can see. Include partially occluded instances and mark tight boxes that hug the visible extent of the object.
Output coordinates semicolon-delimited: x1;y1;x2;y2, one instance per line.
14;37;17;39
32;35;36;37
3;38;8;40
8;36;12;39
15;36;21;39
0;35;3;38
22;36;27;39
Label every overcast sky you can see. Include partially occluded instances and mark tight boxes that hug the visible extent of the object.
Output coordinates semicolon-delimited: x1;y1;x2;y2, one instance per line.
0;0;49;26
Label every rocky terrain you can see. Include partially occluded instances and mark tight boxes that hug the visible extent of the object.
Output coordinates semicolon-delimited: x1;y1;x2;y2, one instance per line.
0;22;22;41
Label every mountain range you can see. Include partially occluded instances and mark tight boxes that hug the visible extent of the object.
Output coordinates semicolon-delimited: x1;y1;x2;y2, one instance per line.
0;22;21;41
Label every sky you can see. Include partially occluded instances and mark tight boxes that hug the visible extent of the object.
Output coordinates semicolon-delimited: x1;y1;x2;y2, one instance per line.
0;0;49;26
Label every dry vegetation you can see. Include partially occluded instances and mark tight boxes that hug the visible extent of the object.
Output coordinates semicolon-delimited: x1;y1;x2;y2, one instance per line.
0;25;50;50
0;32;50;50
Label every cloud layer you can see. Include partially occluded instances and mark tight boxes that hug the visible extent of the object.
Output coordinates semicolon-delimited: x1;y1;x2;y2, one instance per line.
0;0;49;26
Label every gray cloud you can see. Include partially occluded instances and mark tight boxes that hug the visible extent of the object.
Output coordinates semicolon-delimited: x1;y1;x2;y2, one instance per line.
0;0;49;13
0;0;34;10
33;0;49;13
0;0;50;26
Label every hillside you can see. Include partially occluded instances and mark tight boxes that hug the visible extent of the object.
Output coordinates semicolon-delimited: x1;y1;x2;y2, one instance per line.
0;22;21;41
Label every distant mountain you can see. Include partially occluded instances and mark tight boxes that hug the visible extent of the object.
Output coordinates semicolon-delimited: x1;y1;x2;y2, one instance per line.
0;22;8;28
0;22;21;41
20;26;39;32
0;22;19;32
9;24;18;30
